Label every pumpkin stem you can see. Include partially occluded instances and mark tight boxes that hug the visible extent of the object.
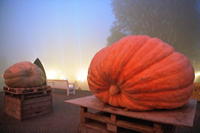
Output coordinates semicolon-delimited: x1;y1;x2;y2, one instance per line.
109;85;120;96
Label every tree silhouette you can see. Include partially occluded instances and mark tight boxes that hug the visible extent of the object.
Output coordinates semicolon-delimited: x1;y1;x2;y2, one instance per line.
107;0;200;60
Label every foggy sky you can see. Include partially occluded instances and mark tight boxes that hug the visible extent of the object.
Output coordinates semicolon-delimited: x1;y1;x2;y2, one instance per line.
0;0;114;82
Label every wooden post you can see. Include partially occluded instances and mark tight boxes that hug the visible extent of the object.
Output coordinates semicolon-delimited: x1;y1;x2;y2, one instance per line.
107;114;117;133
80;106;88;133
153;123;163;133
80;106;87;123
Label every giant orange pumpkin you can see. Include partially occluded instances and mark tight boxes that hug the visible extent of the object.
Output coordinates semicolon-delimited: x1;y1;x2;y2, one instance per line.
4;61;46;88
87;35;194;111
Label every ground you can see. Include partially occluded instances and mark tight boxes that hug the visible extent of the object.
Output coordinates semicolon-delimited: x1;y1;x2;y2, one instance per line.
0;89;199;133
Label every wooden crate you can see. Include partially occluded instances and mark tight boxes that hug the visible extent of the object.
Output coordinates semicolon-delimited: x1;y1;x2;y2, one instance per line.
65;96;197;133
4;86;52;120
79;107;175;133
192;83;200;101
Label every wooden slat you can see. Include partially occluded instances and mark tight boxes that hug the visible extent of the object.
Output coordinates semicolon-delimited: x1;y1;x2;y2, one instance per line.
3;85;51;95
111;114;116;122
84;112;112;124
23;106;52;115
22;109;52;120
84;122;106;131
23;96;51;105
116;120;154;133
4;106;21;119
23;92;51;99
84;121;110;133
23;101;52;111
4;95;21;106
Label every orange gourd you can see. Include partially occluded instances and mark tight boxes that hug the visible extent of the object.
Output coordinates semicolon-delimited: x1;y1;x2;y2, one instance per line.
87;35;194;111
3;61;46;88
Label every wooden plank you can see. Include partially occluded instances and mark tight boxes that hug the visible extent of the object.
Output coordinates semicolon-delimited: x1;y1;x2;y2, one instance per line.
110;114;116;122
3;85;51;95
4;96;22;112
84;121;110;133
4;106;21;119
22;108;52;120
23;96;52;105
107;123;117;133
23;106;52;115
23;92;51;99
84;123;106;131
116;120;154;133
84;112;112;124
23;101;52;111
65;95;197;127
4;95;21;106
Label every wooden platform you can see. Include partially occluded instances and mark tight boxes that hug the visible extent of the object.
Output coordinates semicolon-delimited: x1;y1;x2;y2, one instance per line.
65;96;197;133
4;86;53;120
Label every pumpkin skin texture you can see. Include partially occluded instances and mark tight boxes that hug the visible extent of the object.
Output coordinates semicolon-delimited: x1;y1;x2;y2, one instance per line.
87;35;194;111
3;61;46;88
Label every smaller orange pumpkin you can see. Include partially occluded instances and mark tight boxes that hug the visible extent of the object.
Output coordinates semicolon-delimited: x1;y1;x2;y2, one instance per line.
3;61;46;88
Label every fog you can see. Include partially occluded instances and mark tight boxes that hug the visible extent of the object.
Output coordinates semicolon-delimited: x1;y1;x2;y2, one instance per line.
108;0;200;82
0;0;200;90
0;0;114;89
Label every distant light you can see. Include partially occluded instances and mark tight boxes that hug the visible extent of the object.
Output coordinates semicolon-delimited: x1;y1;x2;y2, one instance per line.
46;70;67;80
76;69;87;82
195;72;200;77
195;71;200;82
59;75;68;80
46;70;58;79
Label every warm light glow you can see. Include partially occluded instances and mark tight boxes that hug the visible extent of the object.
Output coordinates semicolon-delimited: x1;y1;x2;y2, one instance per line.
195;71;200;82
195;72;200;77
59;75;68;80
46;70;68;80
76;69;87;82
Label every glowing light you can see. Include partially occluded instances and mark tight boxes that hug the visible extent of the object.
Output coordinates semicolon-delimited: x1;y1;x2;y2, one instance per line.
59;75;68;80
46;70;67;80
195;72;200;77
46;70;58;79
76;69;87;82
195;71;200;82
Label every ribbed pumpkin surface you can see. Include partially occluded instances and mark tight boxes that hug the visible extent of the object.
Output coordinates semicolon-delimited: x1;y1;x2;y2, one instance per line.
4;61;46;88
87;35;194;111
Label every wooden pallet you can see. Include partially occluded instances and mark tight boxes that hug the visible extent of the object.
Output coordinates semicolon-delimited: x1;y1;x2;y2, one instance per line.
4;86;52;120
65;96;197;133
3;85;51;95
192;83;200;101
79;108;177;133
